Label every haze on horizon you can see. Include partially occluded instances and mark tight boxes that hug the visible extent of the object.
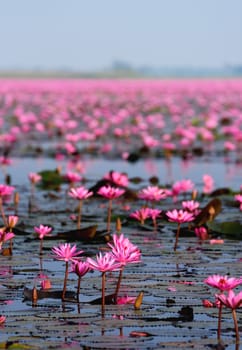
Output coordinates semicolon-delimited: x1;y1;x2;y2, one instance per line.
0;0;242;72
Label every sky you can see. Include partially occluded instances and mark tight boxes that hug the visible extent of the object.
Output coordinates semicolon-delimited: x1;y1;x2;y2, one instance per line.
0;0;242;72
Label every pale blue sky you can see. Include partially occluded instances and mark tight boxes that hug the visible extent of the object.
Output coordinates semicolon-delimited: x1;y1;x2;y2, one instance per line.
0;0;242;71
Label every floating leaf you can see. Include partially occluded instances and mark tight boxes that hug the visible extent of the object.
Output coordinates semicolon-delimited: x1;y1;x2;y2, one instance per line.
207;221;242;239
193;198;222;226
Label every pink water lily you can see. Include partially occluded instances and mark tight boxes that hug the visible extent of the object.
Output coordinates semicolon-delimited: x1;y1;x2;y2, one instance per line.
52;243;84;300
138;186;167;202
104;171;129;187
130;207;151;225
216;290;242;342
166;209;194;251
216;290;242;310
71;260;90;300
204;274;242;291
0;230;15;251
97;185;125;200
97;185;125;232
34;224;53;254
0;315;6;324
52;243;83;262
68;186;93;229
87;252;121;313
68;186;93;200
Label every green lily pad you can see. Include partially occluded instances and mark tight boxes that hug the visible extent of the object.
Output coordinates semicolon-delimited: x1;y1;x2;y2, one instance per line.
37;169;64;190
207;220;242;239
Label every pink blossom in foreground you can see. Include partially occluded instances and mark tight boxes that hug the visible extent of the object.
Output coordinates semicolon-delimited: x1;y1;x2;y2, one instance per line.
104;171;129;187
203;174;214;194
108;233;141;266
138;186;167;202
87;252;121;273
68;186;93;200
130;207;151;225
166;209;194;224
52;243;83;262
204;275;242;291
216;290;242;310
97;185;125;200
34;224;52;240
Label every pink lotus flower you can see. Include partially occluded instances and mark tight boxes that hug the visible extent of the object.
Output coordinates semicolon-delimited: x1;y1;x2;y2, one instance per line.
97;185;125;200
0;315;6;324
72;260;90;277
87;252;121;273
34;224;52;240
172;179;195;200
0;230;15;250
182;200;200;212
52;243;83;262
87;252;121;312
7;215;18;229
52;243;84;300
34;224;52;254
138;186;167;202
104;171;129;187
234;194;242;210
166;209;194;251
68;186;93;200
116;295;136;305
216;290;242;310
166;209;194;224
71;260;90;300
130;207;151;225
65;171;82;184
108;233;141;267
0;184;15;198
68;186;93;229
203;174;214;194
28;172;42;184
97;185;125;232
216;290;242;342
194;226;209;240
148;208;162;229
204;275;242;291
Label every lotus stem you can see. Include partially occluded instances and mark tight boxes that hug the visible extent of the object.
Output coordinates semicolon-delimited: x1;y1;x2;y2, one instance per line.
77;199;83;229
62;261;69;301
232;309;240;343
174;222;181;251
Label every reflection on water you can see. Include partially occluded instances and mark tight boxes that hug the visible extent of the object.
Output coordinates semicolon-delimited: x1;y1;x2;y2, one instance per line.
1;156;241;191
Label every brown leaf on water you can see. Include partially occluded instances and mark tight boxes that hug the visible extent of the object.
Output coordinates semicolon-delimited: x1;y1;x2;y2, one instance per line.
193;198;222;226
56;225;98;241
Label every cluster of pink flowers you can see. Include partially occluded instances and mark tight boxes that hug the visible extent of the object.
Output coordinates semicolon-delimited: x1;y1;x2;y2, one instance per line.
1;79;242;162
204;274;242;341
51;233;141;305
